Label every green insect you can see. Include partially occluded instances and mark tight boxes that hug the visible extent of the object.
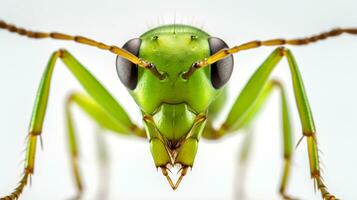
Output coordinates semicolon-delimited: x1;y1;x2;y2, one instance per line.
0;19;356;200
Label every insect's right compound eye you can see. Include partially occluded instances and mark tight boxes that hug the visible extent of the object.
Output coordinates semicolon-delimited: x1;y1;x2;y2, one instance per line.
116;38;141;90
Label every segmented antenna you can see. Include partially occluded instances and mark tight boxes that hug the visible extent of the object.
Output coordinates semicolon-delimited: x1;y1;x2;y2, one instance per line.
0;20;151;67
182;27;357;79
0;20;168;79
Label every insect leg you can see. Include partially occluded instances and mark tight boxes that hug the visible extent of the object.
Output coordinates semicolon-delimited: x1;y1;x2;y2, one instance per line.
66;92;135;199
207;47;336;200
238;80;294;200
205;79;294;199
234;127;254;200
1;49;145;200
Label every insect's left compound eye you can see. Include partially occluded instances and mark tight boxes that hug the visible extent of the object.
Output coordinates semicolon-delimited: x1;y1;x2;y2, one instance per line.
116;38;141;90
208;37;234;89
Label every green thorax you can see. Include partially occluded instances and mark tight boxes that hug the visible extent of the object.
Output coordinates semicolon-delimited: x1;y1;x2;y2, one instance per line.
130;25;221;141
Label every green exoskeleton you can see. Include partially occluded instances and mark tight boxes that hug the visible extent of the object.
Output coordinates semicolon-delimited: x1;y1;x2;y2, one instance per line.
1;19;356;200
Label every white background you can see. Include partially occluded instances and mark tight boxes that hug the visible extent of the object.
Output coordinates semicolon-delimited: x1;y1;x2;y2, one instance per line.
0;0;357;199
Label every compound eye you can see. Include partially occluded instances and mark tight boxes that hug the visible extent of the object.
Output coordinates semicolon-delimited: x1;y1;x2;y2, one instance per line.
116;38;141;90
208;37;234;89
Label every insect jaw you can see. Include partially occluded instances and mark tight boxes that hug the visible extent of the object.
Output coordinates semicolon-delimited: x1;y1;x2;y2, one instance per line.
145;110;204;190
160;165;190;190
147;133;196;190
148;132;202;190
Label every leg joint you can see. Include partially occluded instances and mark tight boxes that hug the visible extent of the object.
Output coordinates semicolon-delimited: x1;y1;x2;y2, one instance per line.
277;46;288;56
29;130;41;136
58;49;65;58
303;131;315;137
